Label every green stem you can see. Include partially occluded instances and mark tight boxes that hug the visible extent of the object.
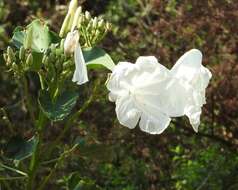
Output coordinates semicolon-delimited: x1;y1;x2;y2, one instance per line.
23;76;36;122
37;145;78;190
26;111;47;190
0;163;28;177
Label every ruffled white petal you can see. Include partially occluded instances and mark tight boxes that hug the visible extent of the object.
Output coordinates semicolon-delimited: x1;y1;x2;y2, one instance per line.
171;49;203;82
139;112;171;134
72;43;89;85
115;95;141;129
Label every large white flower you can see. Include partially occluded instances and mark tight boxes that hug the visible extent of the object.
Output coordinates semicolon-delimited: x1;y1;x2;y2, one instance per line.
106;49;212;134
64;30;89;85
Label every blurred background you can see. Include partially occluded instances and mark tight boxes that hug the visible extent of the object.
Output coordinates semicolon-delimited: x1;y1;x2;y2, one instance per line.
0;0;238;189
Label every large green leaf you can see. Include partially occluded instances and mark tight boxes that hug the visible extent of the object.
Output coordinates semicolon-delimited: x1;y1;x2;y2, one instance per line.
83;47;115;71
5;136;38;161
38;90;79;121
24;19;51;52
11;20;59;52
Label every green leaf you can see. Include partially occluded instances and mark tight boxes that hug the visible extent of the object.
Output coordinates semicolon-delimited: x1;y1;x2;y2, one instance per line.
24;19;51;52
11;27;25;49
38;90;79;121
4;136;38;161
83;47;115;71
11;20;58;52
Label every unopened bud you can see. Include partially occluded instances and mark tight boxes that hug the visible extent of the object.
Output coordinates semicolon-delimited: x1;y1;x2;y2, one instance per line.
26;54;33;67
92;17;98;28
19;46;25;60
24;27;33;49
105;22;111;31
68;0;78;14
7;47;15;62
77;15;84;28
86;20;93;31
98;19;104;28
85;11;91;20
42;54;49;65
59;13;71;38
12;62;18;71
3;53;8;62
71;7;82;31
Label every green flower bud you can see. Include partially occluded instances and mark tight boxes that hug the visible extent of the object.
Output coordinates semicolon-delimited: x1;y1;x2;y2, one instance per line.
59;13;71;38
42;54;49;65
24;27;33;49
86;20;93;31
68;0;78;14
3;53;8;62
98;19;104;28
12;62;18;72
92;17;98;28
85;11;91;20
77;15;84;28
19;46;25;60
105;22;112;31
7;46;15;62
71;7;82;31
60;39;65;50
26;54;33;67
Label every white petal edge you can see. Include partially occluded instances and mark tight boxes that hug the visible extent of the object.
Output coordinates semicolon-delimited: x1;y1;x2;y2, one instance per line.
115;96;141;129
139;112;171;134
171;49;203;82
72;43;89;85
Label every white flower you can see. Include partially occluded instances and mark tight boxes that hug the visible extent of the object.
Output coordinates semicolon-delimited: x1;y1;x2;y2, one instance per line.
106;49;212;134
64;30;89;85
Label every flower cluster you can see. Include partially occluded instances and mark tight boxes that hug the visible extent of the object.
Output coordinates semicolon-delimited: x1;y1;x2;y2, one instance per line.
106;49;212;134
60;0;111;47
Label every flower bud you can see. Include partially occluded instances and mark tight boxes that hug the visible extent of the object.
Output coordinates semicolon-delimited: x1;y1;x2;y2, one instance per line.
68;0;78;14
59;13;71;38
98;19;104;28
3;53;8;62
7;46;15;63
105;22;112;31
85;11;91;20
12;62;18;72
42;54;49;65
92;17;98;28
19;46;25;60
24;27;33;49
64;30;79;55
26;54;33;67
77;15;84;28
71;7;82;31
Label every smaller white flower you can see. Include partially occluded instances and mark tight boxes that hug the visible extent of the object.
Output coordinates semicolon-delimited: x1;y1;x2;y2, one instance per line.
64;30;89;85
106;49;212;134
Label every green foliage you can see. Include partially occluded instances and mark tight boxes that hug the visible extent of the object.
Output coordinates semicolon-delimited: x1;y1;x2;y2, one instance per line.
4;136;38;162
84;47;115;71
38;90;79;121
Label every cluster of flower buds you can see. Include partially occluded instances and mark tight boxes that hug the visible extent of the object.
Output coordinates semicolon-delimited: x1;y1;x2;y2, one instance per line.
3;41;75;90
59;0;111;47
40;41;75;87
3;46;34;76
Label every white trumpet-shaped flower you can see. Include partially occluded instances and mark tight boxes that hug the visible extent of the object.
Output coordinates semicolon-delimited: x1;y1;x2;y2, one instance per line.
106;49;212;134
64;30;88;85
